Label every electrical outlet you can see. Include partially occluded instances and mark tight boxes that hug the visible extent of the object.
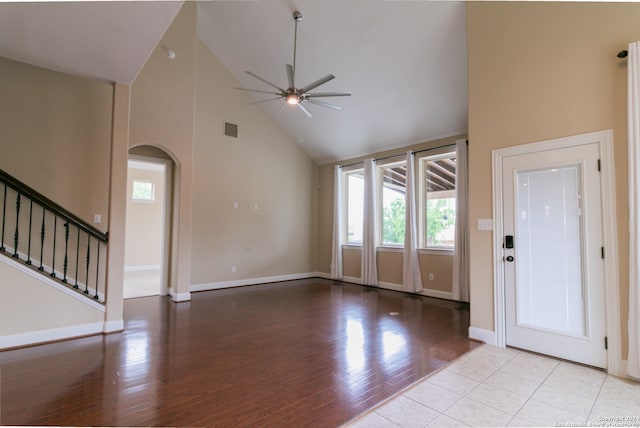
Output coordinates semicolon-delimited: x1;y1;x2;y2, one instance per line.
231;266;236;273
93;214;101;224
428;273;434;281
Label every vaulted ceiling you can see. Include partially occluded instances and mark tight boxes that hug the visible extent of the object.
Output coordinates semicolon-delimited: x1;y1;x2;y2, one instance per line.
0;1;468;164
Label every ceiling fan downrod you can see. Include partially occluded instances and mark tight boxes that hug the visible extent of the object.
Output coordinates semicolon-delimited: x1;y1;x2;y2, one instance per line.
292;11;302;86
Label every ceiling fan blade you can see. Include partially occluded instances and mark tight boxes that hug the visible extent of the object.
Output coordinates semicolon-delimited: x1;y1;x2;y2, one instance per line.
245;71;285;92
248;97;282;105
305;91;352;98
234;87;282;96
297;102;312;118
299;74;335;94
307;99;342;110
286;64;295;89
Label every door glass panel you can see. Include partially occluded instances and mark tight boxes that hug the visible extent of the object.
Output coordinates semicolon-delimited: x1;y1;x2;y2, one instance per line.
515;166;585;336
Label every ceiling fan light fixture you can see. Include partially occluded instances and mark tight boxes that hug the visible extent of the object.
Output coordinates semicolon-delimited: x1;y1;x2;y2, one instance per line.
237;10;351;117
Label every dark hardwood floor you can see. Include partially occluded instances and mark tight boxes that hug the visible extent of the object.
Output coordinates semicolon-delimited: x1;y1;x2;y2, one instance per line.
0;278;479;427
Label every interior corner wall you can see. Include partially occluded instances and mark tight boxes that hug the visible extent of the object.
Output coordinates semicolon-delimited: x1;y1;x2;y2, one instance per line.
190;40;317;286
129;2;197;297
0;56;113;228
466;2;640;358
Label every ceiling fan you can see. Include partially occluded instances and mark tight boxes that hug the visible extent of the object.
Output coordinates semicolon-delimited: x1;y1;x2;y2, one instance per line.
234;10;351;118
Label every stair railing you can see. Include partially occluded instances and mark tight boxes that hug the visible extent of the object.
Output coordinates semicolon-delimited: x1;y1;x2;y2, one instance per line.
0;169;108;303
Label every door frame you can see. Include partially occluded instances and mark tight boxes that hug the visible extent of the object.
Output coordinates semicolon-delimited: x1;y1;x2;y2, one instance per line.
491;129;621;374
126;154;173;297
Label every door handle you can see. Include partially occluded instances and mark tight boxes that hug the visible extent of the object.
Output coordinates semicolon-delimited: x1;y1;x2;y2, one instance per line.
505;255;514;262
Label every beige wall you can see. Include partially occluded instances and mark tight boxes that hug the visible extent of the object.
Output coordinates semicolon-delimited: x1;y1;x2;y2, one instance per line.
340;247;454;294
0;56;113;228
124;166;165;267
129;2;197;298
190;40;317;284
467;2;640;357
317;135;463;295
0;261;104;336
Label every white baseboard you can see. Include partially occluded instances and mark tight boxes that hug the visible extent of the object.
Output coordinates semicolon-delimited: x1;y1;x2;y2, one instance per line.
341;275;361;284
469;326;498;346
0;322;104;350
313;271;332;279
103;319;124;333
190;272;316;292
168;288;191;302
420;288;455;300
0;254;105;311
378;281;403;291
124;264;161;272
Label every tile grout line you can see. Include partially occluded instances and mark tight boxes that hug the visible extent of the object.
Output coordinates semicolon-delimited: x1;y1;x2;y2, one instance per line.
585;372;608;423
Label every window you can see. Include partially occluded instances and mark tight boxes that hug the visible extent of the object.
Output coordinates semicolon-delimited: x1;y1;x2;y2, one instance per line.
344;169;364;244
422;153;456;249
379;161;406;246
132;180;155;202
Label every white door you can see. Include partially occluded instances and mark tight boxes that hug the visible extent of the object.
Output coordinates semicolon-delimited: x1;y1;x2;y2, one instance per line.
502;142;606;368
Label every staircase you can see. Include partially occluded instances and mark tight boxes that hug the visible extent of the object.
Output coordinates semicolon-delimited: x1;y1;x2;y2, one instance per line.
0;169;108;304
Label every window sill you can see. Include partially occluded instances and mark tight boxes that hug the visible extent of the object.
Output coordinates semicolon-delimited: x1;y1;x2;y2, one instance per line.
342;244;362;250
418;248;454;256
376;246;404;253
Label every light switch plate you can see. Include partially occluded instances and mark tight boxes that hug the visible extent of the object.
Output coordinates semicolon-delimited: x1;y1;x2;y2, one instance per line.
477;219;493;230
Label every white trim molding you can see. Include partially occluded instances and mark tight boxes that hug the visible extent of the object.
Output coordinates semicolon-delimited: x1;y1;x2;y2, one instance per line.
103;320;124;333
313;271;332;280
168;288;191;302
341;275;361;285
190;272;315;293
491;129;622;374
420;288;455;300
124;264;161;272
0;322;104;350
469;326;497;346
378;281;403;291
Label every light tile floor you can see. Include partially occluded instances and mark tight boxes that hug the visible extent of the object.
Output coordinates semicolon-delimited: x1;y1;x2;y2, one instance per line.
344;344;640;427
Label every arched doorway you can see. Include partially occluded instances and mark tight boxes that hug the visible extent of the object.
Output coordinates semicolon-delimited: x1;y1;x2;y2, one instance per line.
123;145;175;299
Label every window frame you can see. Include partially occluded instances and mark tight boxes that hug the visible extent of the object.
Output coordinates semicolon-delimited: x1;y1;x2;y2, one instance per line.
342;165;365;246
377;157;407;248
131;179;156;203
418;150;457;251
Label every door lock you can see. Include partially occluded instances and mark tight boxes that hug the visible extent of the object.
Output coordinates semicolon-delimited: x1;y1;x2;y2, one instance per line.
505;255;514;262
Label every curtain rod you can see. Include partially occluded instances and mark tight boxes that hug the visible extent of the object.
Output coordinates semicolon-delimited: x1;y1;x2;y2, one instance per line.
618;50;628;59
339;142;457;169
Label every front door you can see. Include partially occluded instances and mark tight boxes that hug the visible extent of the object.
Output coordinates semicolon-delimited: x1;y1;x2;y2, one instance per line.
502;142;606;368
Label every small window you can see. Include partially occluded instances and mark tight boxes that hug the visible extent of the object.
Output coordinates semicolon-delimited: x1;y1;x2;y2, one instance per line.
379;161;407;246
422;154;456;249
344;169;364;244
132;180;155;202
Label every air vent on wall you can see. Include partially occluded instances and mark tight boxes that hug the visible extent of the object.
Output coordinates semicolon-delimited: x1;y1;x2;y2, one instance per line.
224;121;238;138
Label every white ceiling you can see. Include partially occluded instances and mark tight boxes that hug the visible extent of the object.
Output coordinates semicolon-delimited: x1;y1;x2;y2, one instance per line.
0;1;182;84
0;1;467;164
197;0;468;164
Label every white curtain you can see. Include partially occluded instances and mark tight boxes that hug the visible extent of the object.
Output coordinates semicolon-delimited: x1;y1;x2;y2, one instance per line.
361;158;378;285
403;151;423;293
331;165;343;280
452;140;470;302
627;41;640;379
